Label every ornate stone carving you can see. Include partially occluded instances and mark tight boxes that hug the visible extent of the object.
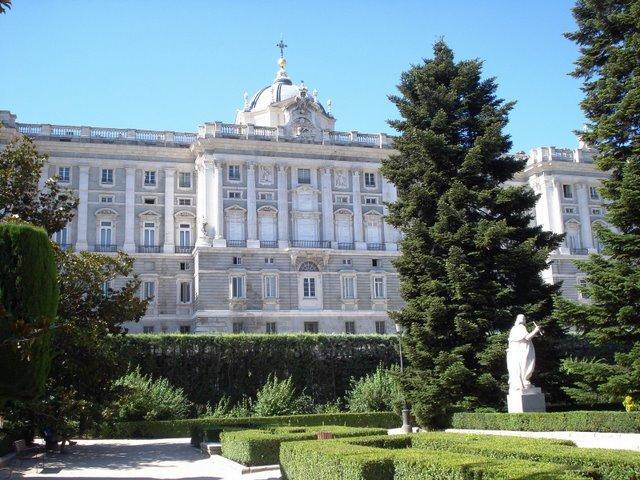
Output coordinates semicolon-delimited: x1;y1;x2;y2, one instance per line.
259;165;274;184
335;169;348;188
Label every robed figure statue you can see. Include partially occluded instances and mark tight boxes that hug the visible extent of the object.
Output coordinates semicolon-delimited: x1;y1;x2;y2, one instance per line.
507;314;541;392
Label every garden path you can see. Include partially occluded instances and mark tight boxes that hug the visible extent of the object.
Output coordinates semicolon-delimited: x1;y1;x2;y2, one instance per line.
8;438;281;480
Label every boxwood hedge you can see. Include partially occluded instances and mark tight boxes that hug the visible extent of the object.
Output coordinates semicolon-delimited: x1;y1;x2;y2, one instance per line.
220;426;388;466
98;411;399;439
279;436;591;480
451;411;640;433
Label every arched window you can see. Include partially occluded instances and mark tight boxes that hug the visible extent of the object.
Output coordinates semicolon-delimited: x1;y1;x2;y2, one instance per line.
299;261;320;272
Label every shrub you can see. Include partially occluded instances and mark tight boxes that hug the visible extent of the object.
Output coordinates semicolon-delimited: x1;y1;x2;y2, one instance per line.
106;368;191;422
221;426;387;466
346;365;403;413
0;222;58;403
451;411;640;433
253;375;312;417
98;411;399;439
313;399;343;414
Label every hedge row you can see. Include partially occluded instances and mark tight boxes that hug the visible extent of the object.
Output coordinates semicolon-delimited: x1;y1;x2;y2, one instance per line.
98;411;399;439
411;432;640;480
220;426;387;466
280;435;591;480
451;411;640;433
111;334;399;405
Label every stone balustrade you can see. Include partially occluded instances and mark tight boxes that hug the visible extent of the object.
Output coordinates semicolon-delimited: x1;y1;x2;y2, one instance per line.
14;121;394;149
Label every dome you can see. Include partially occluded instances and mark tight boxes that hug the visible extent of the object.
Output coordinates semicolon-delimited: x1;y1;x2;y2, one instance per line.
244;57;329;115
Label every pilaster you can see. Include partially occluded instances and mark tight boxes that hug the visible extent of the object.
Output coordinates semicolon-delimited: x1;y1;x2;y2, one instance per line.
277;164;289;248
123;167;136;252
576;182;594;250
321;167;334;244
212;159;226;247
246;163;259;248
75;165;90;251
352;170;365;250
163;168;175;253
195;162;208;246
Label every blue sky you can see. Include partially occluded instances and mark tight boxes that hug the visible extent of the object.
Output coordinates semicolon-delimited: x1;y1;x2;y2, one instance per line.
1;0;584;152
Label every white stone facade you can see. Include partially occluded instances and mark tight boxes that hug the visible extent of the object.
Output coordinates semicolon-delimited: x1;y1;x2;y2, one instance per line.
0;57;607;333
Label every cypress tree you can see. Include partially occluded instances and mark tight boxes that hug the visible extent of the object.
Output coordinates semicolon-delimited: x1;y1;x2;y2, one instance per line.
554;0;640;405
381;41;563;426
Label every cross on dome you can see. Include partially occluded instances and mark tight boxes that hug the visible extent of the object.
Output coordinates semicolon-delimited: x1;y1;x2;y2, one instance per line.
276;37;287;58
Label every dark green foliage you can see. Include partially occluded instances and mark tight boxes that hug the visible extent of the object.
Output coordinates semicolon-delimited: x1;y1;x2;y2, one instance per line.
555;1;640;404
380;41;563;426
252;374;312;417
105;368;191;422
111;334;399;406
0;222;58;403
220;426;387;466
0;136;77;235
98;411;399;439
279;434;592;480
451;411;640;433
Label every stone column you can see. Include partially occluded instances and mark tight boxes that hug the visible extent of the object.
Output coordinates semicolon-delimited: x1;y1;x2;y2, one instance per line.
576;182;594;250
382;178;399;251
123;167;136;253
246;163;259;248
163;168;175;253
195;162;208;246
551;179;565;235
321;167;334;245
75;165;90;251
204;160;216;240
38;164;49;190
352;170;365;250
277;164;289;248
212;159;226;247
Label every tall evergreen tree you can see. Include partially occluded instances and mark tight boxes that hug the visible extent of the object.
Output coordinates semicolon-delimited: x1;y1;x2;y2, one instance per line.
554;0;640;405
381;41;563;426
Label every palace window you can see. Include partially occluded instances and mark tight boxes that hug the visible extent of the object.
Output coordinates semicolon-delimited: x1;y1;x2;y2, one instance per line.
563;207;576;214
372;259;380;267
591;208;602;216
303;277;316;298
372;276;385;299
562;184;573;199
101;168;114;185
143;197;156;205
345;321;356;334
144;170;157;187
265;257;274;264
143;326;155;334
232;322;244;333
230;276;245;298
364;197;378;205
58;166;70;183
304;321;319;333
179;325;191;334
101;281;111;298
143;221;157;247
179;224;191;247
577;277;590;300
178;197;192;206
342;259;352;266
341;276;356;299
55;225;69;246
375;321;386;334
266;322;277;334
142;280;156;302
335;195;350;204
179;172;192;188
364;172;376;188
100;195;114;203
179;281;192;303
228;164;241;181
228;191;242;199
233;256;242;265
259;192;274;200
179;262;191;271
263;275;277;299
589;186;599;200
297;168;311;184
99;220;113;246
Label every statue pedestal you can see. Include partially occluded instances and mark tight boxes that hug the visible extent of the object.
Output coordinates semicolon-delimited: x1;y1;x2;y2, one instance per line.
507;387;546;413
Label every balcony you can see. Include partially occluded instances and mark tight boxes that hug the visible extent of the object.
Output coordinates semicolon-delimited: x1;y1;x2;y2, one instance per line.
337;242;355;250
367;243;386;251
570;248;589;255
175;245;194;254
138;245;161;253
94;244;118;253
228;240;247;247
290;240;331;249
260;240;278;248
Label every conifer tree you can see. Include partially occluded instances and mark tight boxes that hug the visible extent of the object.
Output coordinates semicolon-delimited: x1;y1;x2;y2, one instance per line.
554;0;640;405
381;41;563;426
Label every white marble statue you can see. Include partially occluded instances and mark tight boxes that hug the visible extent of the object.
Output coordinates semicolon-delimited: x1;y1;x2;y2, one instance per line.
507;314;542;392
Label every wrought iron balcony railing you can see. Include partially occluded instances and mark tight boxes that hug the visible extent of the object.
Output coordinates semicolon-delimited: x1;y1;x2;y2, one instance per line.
367;243;386;251
570;247;589;255
290;240;331;249
337;242;355;250
94;244;118;253
138;245;162;253
175;245;194;253
260;240;278;248
227;240;247;247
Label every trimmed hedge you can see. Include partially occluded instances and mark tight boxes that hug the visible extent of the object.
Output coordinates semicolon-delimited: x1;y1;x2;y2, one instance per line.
221;426;387;466
280;436;590;480
98;411;399;439
451;411;640;433
112;334;399;405
411;432;640;480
